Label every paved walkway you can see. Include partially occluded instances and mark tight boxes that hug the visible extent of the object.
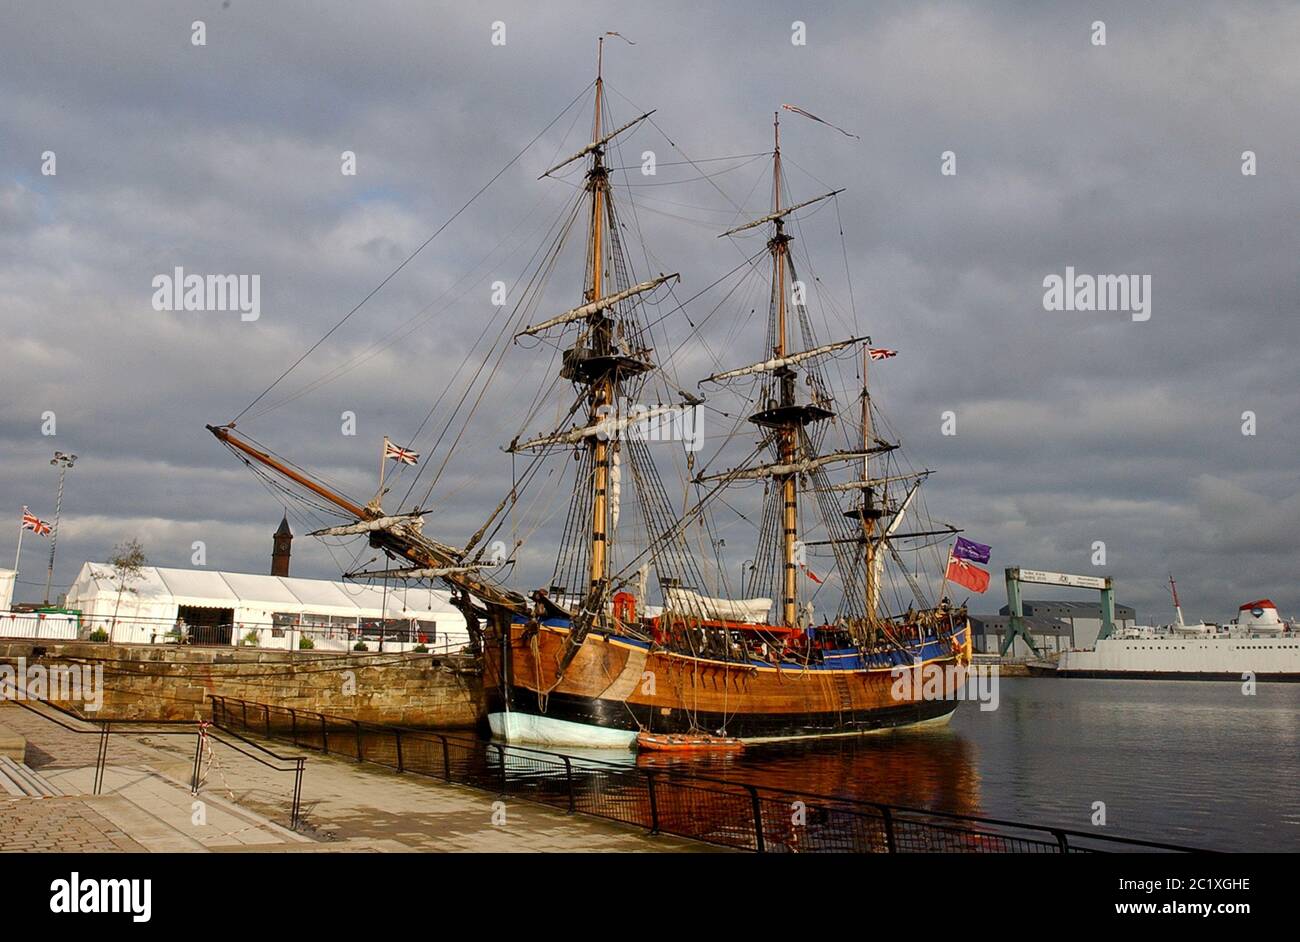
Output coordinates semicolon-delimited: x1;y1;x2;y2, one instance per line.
0;797;147;852
0;703;711;853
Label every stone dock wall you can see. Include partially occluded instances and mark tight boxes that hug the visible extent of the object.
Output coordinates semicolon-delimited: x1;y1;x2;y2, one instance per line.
0;640;483;728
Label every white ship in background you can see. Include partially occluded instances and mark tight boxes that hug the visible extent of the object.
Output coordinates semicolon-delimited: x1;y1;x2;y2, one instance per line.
1045;579;1299;681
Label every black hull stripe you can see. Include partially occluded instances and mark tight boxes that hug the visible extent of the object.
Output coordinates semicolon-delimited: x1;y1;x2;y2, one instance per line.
487;686;957;739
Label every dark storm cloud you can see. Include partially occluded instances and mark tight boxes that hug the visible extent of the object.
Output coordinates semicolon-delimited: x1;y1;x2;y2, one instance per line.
2;1;1296;622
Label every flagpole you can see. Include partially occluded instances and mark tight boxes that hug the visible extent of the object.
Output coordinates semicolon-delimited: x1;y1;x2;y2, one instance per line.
14;508;26;578
44;452;76;605
938;540;955;602
377;436;389;509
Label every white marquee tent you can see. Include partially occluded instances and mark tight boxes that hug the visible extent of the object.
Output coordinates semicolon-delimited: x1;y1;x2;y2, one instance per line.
64;562;469;652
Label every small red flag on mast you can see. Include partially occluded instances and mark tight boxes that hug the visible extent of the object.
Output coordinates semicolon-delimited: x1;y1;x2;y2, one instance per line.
944;557;989;594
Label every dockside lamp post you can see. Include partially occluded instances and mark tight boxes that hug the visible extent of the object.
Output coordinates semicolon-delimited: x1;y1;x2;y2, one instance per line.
43;451;77;606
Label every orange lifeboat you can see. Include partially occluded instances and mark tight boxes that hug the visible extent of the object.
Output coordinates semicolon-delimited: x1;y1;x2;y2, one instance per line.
635;731;745;753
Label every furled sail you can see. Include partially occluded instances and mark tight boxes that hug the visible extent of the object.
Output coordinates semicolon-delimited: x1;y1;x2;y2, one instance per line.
510;404;681;451
695;446;896;483
717;189;843;238
700;335;868;384
538;110;655;178
515;273;678;338
610;447;621;530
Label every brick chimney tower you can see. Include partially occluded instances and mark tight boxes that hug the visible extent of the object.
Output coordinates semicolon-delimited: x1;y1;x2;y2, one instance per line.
271;513;292;577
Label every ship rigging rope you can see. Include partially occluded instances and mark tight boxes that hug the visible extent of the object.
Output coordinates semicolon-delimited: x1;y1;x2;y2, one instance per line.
368;182;586;524
243;187;570;421
247;86;595;426
228;78;597;426
606;82;778;284
603;152;770;172
401;97;757;566
602;103;768;451
226;441;373;577
387;88;769;602
393;189;588;510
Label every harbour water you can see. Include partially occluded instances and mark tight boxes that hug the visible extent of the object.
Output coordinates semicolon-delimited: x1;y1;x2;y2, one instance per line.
526;678;1300;851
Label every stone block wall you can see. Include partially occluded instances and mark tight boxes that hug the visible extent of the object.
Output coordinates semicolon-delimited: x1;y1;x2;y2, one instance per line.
0;640;483;728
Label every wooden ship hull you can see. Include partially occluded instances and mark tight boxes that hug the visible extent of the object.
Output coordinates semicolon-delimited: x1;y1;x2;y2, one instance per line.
484;615;972;747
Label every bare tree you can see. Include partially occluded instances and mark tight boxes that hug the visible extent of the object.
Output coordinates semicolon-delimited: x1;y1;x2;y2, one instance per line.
108;539;148;643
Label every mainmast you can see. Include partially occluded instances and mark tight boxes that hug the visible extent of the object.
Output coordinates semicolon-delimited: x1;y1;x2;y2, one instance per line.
702;116;856;628
770;112;799;629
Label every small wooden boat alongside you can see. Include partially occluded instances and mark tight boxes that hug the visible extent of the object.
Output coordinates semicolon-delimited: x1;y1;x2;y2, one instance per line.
636;731;745;753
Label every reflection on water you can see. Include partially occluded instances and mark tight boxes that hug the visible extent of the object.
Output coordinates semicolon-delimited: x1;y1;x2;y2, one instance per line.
945;678;1300;851
632;731;983;818
491;679;1300;851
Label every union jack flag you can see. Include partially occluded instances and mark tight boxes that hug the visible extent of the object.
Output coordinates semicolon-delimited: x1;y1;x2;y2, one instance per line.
868;348;898;360
383;440;420;466
21;507;51;536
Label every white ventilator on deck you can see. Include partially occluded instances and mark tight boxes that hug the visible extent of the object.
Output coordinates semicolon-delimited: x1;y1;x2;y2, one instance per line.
662;587;771;624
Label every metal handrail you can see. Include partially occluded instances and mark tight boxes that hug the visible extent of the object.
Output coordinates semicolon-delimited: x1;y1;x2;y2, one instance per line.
2;690;305;828
208;694;1211;853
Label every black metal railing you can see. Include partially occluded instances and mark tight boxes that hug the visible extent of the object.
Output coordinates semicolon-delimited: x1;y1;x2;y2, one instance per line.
2;692;305;828
209;695;1209;854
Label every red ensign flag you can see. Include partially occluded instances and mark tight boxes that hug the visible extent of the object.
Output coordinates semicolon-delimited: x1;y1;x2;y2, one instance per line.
945;557;990;594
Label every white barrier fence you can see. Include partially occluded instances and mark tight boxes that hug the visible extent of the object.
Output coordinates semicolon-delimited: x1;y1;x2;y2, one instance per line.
0;612;80;640
0;611;467;654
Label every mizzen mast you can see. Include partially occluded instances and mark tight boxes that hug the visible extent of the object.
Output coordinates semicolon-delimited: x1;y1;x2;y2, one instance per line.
851;346;886;619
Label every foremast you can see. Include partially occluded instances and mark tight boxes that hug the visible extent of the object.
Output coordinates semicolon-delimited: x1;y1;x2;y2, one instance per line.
586;39;612;596
511;38;685;639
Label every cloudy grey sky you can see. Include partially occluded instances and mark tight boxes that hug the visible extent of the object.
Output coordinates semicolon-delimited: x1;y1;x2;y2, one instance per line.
2;1;1297;623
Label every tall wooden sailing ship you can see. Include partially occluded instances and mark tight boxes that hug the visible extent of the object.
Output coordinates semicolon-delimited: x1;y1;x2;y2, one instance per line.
209;43;973;747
